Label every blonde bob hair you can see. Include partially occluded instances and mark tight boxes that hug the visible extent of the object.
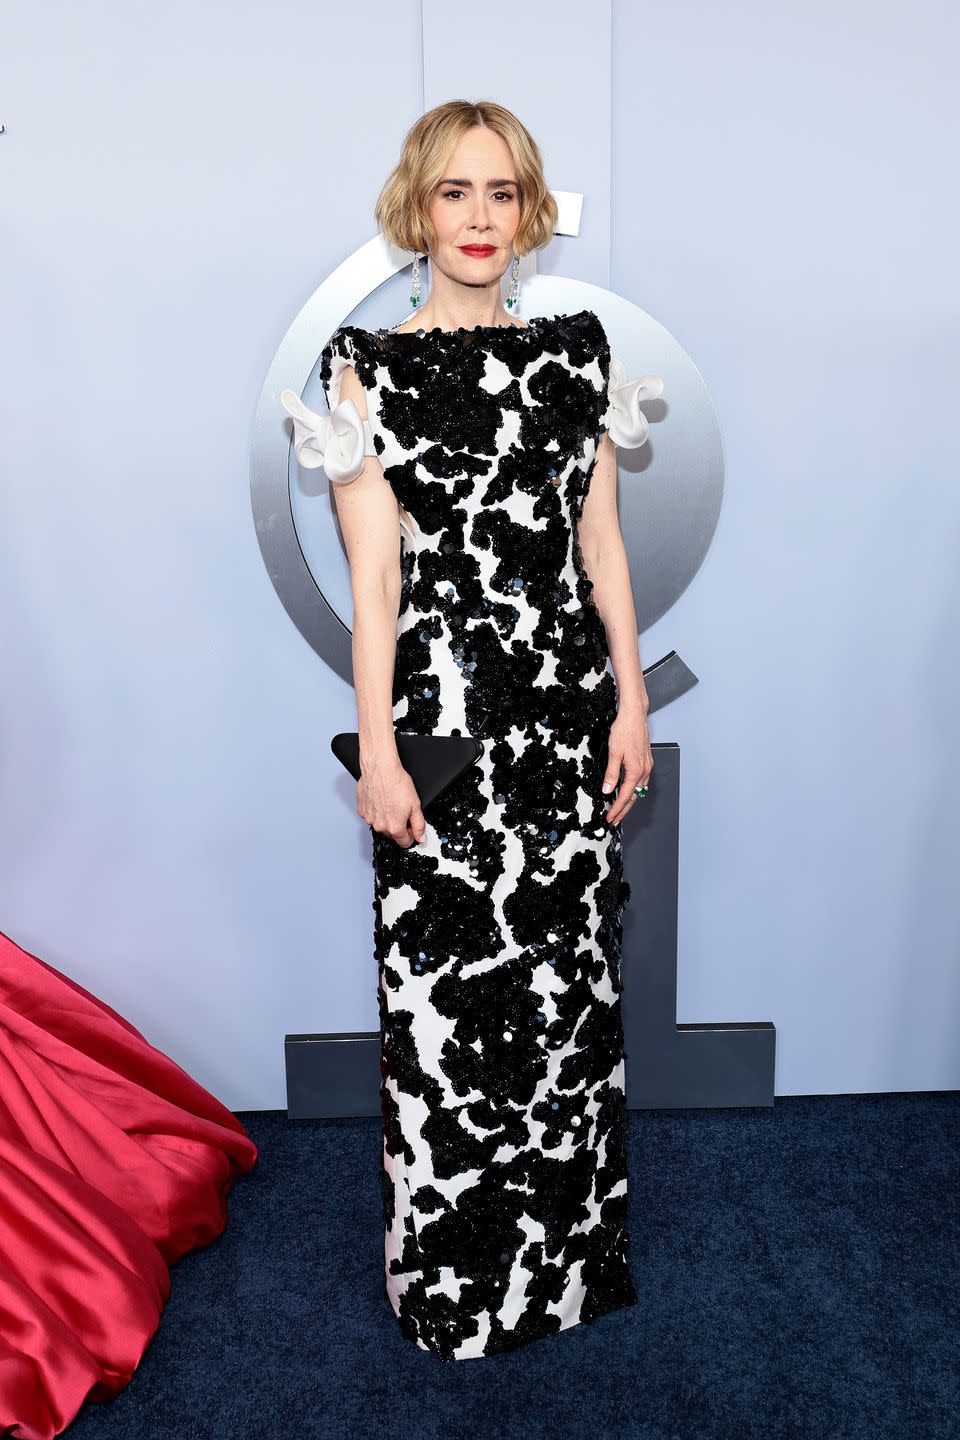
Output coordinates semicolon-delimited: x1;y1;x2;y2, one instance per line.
375;100;558;259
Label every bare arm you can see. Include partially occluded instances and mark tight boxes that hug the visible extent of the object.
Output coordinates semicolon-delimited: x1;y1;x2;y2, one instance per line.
576;432;653;823
334;363;425;847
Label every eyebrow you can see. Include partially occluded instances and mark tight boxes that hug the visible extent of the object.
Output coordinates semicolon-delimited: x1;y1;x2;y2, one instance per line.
438;177;518;187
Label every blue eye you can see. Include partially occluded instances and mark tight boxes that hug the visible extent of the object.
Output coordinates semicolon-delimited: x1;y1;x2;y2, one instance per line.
442;190;516;203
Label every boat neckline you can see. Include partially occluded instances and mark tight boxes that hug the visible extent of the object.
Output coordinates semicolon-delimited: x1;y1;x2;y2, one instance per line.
365;307;593;340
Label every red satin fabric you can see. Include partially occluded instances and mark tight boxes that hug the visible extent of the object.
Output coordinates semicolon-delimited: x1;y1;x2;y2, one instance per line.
0;928;258;1438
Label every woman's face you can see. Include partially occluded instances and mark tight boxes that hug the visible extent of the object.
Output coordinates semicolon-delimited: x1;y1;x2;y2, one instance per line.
424;126;521;290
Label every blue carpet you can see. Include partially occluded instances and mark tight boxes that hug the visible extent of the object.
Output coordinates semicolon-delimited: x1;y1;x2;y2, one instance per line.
65;1093;958;1439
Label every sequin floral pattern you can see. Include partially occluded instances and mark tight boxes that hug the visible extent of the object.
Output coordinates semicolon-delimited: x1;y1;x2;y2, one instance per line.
320;308;638;1362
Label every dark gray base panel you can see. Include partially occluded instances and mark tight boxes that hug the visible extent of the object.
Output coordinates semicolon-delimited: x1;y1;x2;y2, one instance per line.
285;743;775;1119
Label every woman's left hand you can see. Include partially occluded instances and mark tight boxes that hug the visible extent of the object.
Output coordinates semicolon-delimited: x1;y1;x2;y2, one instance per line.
602;704;653;824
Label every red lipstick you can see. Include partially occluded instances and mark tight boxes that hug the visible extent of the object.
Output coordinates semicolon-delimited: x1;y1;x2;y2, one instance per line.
460;245;496;257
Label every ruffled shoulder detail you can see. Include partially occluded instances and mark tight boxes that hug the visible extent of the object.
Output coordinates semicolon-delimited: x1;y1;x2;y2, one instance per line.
280;327;377;485
601;360;664;448
591;313;664;449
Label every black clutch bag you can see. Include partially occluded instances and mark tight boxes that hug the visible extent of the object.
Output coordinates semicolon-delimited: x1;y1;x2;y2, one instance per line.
330;730;484;810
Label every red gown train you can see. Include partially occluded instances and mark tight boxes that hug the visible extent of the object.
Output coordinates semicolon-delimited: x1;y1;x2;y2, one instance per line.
0;927;258;1438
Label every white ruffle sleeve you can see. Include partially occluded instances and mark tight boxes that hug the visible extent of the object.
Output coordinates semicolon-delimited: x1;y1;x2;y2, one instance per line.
279;389;377;485
601;356;664;449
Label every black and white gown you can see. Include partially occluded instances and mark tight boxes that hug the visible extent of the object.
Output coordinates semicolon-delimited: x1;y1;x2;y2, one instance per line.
282;308;662;1361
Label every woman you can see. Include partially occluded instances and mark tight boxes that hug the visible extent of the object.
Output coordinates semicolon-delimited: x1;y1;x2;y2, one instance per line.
283;99;662;1361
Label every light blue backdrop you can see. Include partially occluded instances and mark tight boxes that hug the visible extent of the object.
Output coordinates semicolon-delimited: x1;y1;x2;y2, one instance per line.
1;0;956;1109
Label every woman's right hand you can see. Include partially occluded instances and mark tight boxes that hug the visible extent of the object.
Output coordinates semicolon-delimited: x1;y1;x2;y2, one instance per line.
357;757;426;848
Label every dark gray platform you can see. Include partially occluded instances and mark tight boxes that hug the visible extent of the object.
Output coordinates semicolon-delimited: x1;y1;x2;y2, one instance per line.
285;739;775;1118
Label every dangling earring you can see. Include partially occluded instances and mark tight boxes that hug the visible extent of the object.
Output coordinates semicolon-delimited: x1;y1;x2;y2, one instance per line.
505;254;521;311
410;253;423;310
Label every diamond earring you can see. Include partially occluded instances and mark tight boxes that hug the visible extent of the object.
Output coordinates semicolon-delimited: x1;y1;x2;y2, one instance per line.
505;254;521;311
410;253;423;310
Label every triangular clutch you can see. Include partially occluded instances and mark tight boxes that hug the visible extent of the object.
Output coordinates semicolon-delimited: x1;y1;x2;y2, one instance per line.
330;732;484;810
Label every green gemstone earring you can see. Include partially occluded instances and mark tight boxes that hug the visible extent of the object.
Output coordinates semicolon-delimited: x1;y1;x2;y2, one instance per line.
409;253;423;309
504;254;521;310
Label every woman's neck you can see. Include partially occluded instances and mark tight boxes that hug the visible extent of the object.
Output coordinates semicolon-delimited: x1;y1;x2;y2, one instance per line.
394;303;520;335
